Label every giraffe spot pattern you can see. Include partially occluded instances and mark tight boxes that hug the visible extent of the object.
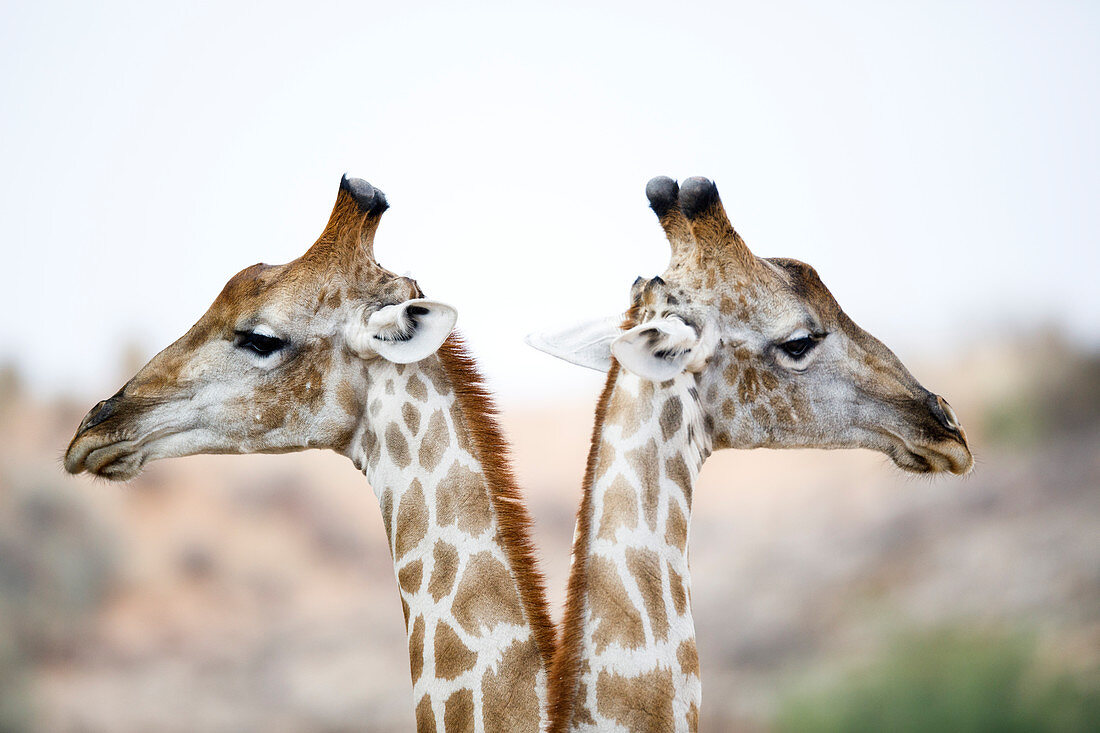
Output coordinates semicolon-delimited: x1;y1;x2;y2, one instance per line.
597;438;616;470
722;360;740;386
443;688;474;732
706;383;718;403
687;702;699;732
665;453;693;507
415;693;436;732
337;379;362;418
660;396;683;440
380;489;394;549
394;479;428;559
608;379;655;438
480;638;541;733
398;559;423;594
597;475;637;541
677;639;700;677
407;373;428;402
428;542;459;601
365;426;381;464
626;546;669;641
571;681;596;727
721;398;737;420
452;552;525;635
436;462;491;535
589;555;645;654
665;500;687;551
409;616;425;684
287;352;328;410
738;366;762;404
421;358;451;396
595;666;674;730
448;398;474;453
761;371;779;390
418;410;449;471
402;402;420;435
626;440;661;530
434;622;477;680
752;404;772;430
668;563;687;616
386;423;411;468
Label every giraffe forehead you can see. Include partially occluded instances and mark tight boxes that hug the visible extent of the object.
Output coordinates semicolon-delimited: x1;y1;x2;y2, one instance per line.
210;255;417;323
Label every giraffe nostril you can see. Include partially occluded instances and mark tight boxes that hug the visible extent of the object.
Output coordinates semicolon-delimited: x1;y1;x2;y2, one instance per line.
78;396;119;435
929;394;961;433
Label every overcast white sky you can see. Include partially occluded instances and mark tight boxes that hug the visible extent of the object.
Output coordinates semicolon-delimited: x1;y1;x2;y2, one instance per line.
3;1;1098;405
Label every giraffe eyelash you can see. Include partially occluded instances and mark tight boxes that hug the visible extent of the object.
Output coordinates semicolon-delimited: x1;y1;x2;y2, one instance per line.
234;330;286;356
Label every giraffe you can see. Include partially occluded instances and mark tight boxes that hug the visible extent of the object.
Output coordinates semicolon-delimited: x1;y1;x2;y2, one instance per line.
64;176;557;732
529;176;974;732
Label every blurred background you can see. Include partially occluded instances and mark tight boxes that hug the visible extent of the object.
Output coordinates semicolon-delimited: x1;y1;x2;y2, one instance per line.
2;1;1099;730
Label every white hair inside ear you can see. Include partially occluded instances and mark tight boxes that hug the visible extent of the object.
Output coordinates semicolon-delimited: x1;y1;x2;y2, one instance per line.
611;316;705;382
344;299;458;364
524;315;624;373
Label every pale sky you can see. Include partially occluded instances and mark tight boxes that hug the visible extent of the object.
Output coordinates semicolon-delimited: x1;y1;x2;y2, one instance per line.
3;1;1098;405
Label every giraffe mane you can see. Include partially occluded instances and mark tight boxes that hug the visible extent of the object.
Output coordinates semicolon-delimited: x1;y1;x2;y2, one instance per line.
435;334;558;669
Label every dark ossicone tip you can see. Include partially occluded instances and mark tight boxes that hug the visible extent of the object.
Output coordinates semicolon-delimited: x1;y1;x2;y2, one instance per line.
340;174;390;216
678;176;719;220
645;176;680;217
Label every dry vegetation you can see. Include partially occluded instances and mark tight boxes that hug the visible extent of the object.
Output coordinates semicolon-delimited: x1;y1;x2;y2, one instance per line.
0;333;1097;731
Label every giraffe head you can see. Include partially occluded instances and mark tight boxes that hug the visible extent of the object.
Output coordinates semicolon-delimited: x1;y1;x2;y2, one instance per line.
532;176;972;475
65;176;457;481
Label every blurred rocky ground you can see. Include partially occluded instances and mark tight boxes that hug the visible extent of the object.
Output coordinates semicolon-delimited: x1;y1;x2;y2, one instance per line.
0;331;1097;732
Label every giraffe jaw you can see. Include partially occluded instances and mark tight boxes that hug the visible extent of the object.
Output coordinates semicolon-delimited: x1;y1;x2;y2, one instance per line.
64;434;148;481
878;428;973;475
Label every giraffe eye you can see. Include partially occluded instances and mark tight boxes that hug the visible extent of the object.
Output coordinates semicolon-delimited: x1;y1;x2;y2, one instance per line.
235;331;286;356
779;336;818;360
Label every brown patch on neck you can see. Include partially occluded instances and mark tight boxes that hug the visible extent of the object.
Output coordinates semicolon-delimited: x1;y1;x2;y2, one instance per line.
547;359;622;733
434;335;557;670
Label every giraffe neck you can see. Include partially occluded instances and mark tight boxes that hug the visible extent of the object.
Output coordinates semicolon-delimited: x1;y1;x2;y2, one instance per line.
550;363;709;733
346;338;555;733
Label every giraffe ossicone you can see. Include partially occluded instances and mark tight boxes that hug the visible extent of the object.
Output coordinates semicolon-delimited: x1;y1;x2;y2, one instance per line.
531;175;973;732
65;175;556;732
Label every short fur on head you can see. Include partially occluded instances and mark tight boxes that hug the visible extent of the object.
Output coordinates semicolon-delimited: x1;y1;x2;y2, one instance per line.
533;175;972;475
64;177;455;479
535;175;973;732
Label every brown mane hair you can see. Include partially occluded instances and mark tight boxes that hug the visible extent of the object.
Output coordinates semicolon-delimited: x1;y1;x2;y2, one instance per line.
546;360;619;731
436;334;558;668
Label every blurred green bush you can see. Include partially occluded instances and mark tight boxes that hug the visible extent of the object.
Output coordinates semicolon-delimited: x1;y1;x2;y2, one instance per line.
983;333;1100;446
776;629;1100;733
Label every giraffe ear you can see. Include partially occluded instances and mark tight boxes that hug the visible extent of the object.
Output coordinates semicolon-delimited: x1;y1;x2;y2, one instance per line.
524;315;622;372
345;299;458;364
611;317;702;382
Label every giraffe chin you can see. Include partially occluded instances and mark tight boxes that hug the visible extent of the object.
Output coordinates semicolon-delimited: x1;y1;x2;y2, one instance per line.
64;437;147;481
883;432;973;476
